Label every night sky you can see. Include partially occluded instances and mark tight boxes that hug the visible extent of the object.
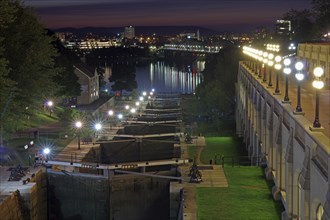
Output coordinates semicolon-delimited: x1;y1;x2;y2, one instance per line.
25;0;312;32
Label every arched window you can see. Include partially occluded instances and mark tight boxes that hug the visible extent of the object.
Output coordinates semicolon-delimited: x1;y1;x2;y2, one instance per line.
316;204;324;220
297;173;302;219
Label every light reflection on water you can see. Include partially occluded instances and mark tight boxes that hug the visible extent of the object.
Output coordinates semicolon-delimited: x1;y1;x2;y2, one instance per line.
136;61;204;94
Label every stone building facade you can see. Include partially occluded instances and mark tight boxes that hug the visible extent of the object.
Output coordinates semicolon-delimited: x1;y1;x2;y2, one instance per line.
236;61;329;220
74;63;99;105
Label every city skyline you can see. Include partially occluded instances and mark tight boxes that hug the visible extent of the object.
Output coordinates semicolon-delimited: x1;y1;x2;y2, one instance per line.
26;0;312;32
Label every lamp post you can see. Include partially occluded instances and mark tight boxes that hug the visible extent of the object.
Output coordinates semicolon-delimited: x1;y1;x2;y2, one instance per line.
258;51;263;78
282;58;291;103
267;53;274;87
294;62;304;114
274;56;282;95
311;67;325;128
75;121;82;150
262;52;268;82
47;101;53;116
130;108;136;114
43;148;50;162
117;113;123;121
108;110;114;129
94;123;102;140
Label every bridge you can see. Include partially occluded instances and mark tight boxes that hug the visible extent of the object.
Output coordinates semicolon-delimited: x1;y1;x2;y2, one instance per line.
163;43;222;53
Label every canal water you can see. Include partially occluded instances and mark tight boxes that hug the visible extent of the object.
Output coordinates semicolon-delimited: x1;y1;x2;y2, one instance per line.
135;61;205;94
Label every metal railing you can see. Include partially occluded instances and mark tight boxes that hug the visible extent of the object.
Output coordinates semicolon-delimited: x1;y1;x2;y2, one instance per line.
214;154;265;167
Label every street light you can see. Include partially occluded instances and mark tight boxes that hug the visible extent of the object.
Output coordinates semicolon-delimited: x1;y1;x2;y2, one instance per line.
47;101;53;107
108;110;114;129
294;62;304;114
262;52;268;82
311;67;325;128
282;58;291;103
258;52;263;78
47;100;53;116
94;123;102;131
75;121;82;150
108;110;114;116
267;53;274;87
274;56;282;95
43;148;50;162
94;123;102;139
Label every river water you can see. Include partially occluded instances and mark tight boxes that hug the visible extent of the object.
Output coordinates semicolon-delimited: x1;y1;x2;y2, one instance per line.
135;61;205;94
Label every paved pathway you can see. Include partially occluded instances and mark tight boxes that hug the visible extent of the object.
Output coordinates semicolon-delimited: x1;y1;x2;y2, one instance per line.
54;139;96;162
53;126;123;162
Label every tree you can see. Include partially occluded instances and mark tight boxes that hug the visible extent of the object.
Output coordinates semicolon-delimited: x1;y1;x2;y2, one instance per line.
53;54;81;97
0;0;60;132
312;0;330;37
194;46;241;130
48;30;81;98
282;9;314;42
110;63;137;93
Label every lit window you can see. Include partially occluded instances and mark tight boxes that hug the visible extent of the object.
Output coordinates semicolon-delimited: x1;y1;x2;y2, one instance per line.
298;173;302;219
316;204;324;220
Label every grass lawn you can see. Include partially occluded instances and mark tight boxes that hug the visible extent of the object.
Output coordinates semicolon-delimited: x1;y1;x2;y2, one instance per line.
196;167;283;220
187;137;246;164
5;133;72;166
200;137;243;164
2;107;71;166
194;136;283;219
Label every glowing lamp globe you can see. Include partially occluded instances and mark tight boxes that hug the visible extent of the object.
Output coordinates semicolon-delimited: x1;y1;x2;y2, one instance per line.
313;80;324;89
295;73;304;81
275;56;281;63
283;58;291;66
283;67;291;75
274;64;282;70
295;62;304;71
313;67;324;78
